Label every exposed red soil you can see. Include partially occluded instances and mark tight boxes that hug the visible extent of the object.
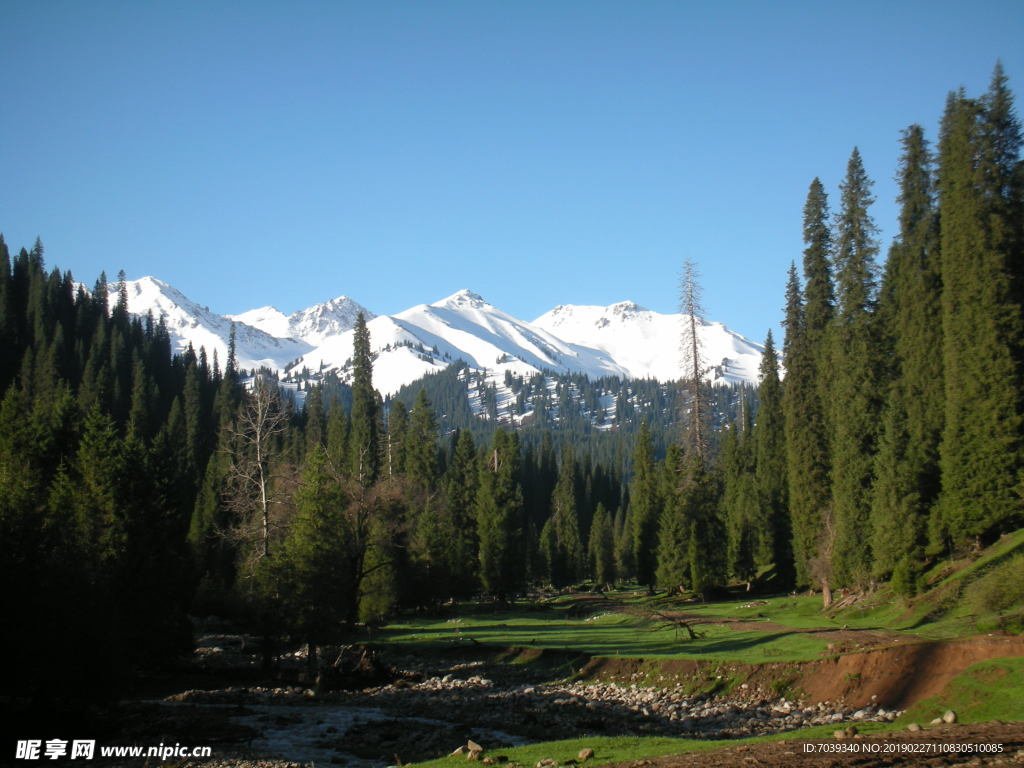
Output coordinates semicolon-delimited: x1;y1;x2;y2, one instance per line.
579;635;1024;711
797;636;1024;709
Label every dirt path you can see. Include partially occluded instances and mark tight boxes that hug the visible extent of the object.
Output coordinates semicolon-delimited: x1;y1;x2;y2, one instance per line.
608;723;1024;768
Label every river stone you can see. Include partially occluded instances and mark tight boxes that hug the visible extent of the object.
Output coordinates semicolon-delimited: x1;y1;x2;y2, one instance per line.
578;748;595;761
907;723;921;732
467;740;484;753
942;710;957;724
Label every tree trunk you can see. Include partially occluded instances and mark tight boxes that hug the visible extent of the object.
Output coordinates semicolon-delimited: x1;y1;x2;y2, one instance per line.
821;578;832;609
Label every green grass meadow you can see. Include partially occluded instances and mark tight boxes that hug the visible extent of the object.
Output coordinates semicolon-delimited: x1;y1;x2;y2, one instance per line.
390;531;1024;768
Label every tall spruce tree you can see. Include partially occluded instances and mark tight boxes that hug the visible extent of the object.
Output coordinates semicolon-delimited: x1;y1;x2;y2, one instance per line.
445;429;480;595
271;446;351;659
784;180;835;589
549;444;584;587
629;420;660;590
871;125;942;586
476;429;524;599
348;313;380;486
937;70;1024;548
406;389;440;491
752;330;793;587
721;413;758;587
588;502;616;587
828;148;882;587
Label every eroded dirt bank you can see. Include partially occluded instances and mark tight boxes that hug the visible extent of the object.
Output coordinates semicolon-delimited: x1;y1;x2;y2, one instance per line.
578;635;1024;709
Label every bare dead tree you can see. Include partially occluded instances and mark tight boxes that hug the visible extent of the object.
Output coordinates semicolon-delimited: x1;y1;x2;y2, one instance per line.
224;375;292;566
680;259;709;461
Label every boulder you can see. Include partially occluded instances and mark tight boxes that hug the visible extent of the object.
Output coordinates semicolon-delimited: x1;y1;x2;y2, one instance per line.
942;710;957;724
578;748;595;761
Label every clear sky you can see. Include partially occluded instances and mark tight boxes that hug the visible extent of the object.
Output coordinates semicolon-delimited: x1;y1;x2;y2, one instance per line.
2;1;1022;342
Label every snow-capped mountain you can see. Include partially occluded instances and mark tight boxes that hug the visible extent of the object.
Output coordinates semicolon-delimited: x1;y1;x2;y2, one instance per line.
286;290;764;395
115;279;764;397
230;296;372;345
534;301;764;385
289;290;636;395
118;277;313;371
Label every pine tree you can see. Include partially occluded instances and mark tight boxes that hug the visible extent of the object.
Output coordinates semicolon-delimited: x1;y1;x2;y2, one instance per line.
74;405;126;562
549;444;584;587
871;124;942;585
721;418;758;587
386;400;409;478
276;446;352;650
784;180;835;589
612;507;633;581
476;429;524;599
406;389;440;491
348;313;380;486
0;235;17;392
304;385;325;456
629;420;660;590
828;148;882;587
226;322;238;380
326;401;349;476
937;70;1024;547
753;330;793;587
588;502;615;587
656;448;723;596
445;429;479;595
655;445;689;591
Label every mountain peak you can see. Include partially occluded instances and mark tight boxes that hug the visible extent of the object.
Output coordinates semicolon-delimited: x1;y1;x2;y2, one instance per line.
609;300;647;314
435;289;488;309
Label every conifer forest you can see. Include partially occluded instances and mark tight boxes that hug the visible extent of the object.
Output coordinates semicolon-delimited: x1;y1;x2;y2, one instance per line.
1;65;1022;716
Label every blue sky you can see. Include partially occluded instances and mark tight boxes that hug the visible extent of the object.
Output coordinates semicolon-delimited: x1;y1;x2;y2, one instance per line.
2;1;1022;342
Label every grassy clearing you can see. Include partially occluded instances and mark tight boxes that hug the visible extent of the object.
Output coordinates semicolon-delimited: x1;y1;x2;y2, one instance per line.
899;657;1024;725
378;598;835;663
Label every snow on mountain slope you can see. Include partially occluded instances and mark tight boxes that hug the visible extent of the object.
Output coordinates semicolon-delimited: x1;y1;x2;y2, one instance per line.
229;306;291;339
533;301;764;385
394;290;629;378
230;296;372;345
117;277;763;396
289;314;451;396
120;277;312;371
288;290;636;395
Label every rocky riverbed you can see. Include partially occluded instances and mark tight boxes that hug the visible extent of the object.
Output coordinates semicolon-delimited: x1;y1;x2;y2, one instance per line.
157;640;902;766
